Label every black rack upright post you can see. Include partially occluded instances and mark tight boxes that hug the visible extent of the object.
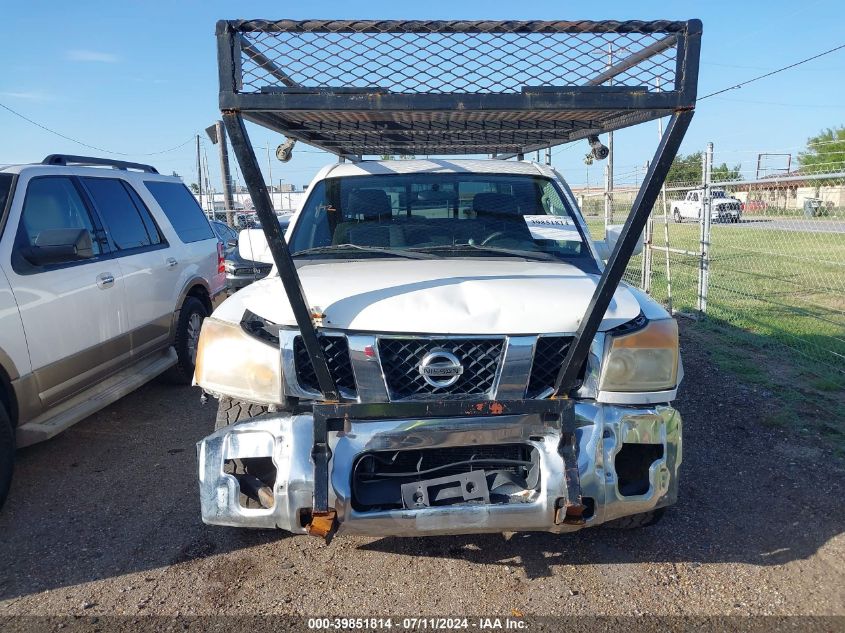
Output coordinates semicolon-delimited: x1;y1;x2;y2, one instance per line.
552;109;694;396
222;112;339;402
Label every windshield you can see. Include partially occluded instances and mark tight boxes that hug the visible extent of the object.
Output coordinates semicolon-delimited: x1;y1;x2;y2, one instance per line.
288;173;591;263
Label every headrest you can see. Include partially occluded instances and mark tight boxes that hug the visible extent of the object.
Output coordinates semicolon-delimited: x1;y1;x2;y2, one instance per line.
472;192;520;216
347;189;392;220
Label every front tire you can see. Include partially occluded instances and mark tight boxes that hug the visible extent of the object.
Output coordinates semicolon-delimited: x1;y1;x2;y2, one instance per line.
604;507;665;529
0;402;15;511
215;396;269;431
166;296;208;384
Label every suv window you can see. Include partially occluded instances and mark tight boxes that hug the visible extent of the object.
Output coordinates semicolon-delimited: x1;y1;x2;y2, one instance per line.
211;221;237;243
17;176;102;260
81;177;162;251
144;181;214;243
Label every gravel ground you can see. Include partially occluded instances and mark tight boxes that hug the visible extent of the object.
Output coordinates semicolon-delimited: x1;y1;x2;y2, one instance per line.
0;323;843;618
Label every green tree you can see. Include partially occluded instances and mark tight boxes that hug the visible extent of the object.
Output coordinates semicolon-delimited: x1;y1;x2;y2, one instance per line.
666;152;740;185
712;161;741;183
189;183;200;194
666;152;703;184
798;126;845;175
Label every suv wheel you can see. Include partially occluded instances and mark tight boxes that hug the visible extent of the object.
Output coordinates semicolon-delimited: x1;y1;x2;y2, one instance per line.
166;296;208;384
604;508;665;529
0;402;14;511
215;396;269;431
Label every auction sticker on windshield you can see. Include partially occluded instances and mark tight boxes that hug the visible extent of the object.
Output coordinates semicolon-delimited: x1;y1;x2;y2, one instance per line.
523;215;580;242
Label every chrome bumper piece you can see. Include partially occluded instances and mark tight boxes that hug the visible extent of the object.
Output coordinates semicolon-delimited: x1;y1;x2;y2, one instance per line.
197;403;681;536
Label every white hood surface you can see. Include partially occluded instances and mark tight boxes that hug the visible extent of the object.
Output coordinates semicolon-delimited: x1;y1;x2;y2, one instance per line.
221;259;642;334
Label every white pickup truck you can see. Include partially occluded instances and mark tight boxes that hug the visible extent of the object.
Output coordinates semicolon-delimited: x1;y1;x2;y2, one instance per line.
673;188;742;223
193;159;684;535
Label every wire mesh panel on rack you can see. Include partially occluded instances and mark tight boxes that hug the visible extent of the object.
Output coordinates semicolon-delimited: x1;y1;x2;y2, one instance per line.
216;19;701;157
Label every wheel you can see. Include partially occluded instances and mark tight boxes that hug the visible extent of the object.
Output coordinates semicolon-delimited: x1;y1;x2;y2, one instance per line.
603;507;665;529
673;209;682;223
215;397;274;510
0;402;14;511
166;296;208;384
215;396;269;431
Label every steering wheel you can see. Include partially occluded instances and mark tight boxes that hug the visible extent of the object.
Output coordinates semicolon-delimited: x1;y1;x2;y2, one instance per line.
480;231;508;246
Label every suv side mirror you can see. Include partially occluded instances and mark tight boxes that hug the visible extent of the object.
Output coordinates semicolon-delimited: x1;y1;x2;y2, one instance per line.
23;228;94;265
594;224;643;262
237;228;274;264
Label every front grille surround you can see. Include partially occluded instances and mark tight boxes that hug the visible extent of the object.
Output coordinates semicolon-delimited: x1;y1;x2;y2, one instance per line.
377;336;505;400
526;335;575;398
293;334;357;395
283;330;585;402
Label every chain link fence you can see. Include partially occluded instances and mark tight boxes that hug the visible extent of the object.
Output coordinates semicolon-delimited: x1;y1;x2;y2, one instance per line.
577;151;845;381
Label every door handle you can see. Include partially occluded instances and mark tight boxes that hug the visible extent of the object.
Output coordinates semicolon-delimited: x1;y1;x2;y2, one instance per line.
166;257;178;268
96;273;115;289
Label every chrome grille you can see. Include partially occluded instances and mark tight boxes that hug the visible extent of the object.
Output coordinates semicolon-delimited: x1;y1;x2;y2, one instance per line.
293;335;356;395
526;336;574;398
378;337;504;400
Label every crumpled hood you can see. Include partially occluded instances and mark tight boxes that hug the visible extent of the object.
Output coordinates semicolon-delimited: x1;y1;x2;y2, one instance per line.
222;259;642;334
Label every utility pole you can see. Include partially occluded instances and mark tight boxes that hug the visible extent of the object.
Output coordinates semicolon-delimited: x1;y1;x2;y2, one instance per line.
545;147;551;166
266;141;275;211
604;44;614;230
207;120;235;226
195;134;203;214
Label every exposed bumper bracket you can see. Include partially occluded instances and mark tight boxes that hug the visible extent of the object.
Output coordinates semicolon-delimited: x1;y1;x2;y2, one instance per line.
310;398;579;520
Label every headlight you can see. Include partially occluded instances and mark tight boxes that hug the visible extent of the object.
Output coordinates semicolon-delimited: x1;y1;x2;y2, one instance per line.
599;319;679;392
194;316;283;405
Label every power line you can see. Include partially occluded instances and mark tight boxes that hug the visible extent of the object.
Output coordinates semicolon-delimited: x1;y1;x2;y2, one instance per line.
0;100;198;156
699;43;845;100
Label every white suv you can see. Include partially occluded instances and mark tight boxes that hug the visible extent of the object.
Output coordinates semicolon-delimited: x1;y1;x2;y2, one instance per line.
0;155;226;508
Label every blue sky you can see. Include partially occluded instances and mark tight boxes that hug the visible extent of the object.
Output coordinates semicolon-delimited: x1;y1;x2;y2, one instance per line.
1;1;843;190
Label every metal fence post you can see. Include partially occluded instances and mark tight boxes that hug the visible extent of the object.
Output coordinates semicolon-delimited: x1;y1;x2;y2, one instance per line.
641;160;654;292
697;142;713;314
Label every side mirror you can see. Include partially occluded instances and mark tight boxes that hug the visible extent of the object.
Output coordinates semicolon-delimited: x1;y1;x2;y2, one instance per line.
595;224;644;261
23;228;94;265
237;228;274;264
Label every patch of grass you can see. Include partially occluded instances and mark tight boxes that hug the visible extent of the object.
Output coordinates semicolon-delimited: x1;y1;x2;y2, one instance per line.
809;375;845;392
761;411;793;430
587;213;844;452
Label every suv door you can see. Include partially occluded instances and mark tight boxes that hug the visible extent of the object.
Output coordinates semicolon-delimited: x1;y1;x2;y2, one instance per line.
4;175;128;408
79;176;173;358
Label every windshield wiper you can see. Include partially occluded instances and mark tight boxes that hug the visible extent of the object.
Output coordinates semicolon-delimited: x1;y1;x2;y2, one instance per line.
410;244;561;262
292;244;438;260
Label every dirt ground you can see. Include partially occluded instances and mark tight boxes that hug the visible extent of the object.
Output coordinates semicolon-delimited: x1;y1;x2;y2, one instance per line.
1;323;843;620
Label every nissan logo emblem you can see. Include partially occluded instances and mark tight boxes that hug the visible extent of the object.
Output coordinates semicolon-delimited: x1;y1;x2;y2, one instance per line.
418;349;464;388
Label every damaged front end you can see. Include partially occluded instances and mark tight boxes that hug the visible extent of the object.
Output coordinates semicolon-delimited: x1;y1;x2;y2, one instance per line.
197;401;681;536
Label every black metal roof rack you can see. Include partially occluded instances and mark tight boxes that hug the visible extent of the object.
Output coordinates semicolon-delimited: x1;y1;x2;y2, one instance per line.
214;18;702;539
216;19;701;158
41;154;159;173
